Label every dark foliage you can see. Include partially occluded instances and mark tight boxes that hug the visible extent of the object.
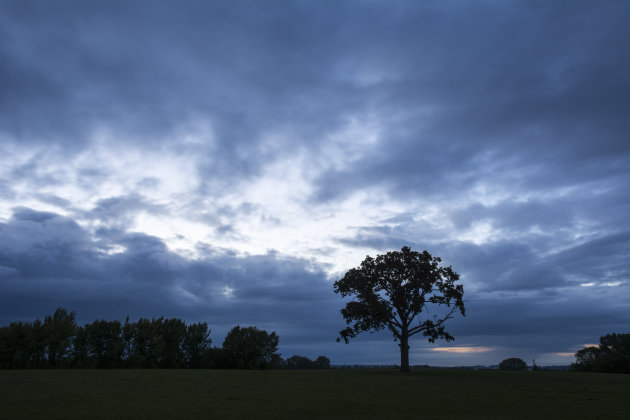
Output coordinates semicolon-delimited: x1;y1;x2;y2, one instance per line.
0;320;47;369
286;354;331;369
222;325;280;369
44;308;77;368
572;333;630;373
182;322;213;368
334;246;465;372
81;319;124;368
0;309;213;369
201;347;234;369
1;309;335;370
499;357;528;371
315;355;331;369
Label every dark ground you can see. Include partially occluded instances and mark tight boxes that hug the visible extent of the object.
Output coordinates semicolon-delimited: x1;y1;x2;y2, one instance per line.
1;369;628;419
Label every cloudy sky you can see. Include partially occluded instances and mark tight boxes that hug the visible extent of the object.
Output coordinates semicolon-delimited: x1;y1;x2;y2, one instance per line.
1;0;628;366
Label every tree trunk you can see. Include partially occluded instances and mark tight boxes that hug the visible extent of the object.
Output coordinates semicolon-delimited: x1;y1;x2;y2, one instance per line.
399;333;410;372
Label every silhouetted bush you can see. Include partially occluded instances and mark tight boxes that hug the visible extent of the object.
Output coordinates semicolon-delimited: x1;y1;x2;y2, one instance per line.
316;355;331;369
287;355;314;369
499;358;528;371
285;354;331;369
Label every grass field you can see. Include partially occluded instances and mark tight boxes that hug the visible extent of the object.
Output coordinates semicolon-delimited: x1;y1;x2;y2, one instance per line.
1;369;629;419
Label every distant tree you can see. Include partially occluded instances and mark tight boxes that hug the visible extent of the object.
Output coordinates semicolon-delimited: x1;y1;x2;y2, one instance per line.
120;317;194;368
286;355;330;369
157;317;187;368
121;316;134;365
182;322;212;368
202;347;232;369
0;309;77;369
71;326;90;368
0;325;11;369
315;355;331;369
572;346;600;371
44;308;77;368
572;333;630;373
269;353;286;369
123;318;162;368
222;326;280;369
2;310;300;370
532;358;539;371
499;357;528;371
83;320;124;368
286;355;315;369
334;247;465;372
0;320;46;369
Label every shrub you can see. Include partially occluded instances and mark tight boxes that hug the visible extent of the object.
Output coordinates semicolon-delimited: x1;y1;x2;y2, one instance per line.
499;357;528;371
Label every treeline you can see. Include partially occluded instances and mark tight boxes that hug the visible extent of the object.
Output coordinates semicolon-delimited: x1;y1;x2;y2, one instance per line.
0;308;330;370
572;332;629;374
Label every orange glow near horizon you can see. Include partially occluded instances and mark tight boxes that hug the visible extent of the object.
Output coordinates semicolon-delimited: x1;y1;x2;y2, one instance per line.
431;346;494;354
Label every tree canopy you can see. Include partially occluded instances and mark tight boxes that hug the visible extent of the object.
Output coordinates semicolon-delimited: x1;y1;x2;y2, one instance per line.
334;246;465;371
572;333;630;373
222;325;280;369
1;310;334;371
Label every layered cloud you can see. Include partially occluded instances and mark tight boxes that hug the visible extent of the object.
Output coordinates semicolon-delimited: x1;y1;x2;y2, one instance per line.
0;0;628;364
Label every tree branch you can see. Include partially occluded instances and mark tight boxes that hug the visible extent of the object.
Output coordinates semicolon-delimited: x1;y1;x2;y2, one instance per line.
386;320;402;340
408;305;457;336
390;313;403;330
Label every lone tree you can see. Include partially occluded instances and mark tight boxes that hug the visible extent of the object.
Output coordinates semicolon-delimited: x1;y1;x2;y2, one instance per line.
334;246;465;372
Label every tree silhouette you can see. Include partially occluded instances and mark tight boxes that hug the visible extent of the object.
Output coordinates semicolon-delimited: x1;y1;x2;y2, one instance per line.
286;355;314;369
157;317;187;368
499;357;528;371
222;325;280;369
572;333;630;373
334;246;465;372
182;322;212;368
83;319;124;368
0;320;46;368
44;308;77;368
315;355;331;369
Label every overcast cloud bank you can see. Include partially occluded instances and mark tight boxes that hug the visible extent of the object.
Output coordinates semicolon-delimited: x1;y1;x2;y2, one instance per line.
1;0;628;365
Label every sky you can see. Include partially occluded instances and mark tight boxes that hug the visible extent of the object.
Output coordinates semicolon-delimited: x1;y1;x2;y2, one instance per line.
0;0;628;366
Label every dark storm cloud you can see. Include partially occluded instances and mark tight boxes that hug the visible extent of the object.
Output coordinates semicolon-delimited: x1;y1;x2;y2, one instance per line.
338;227;630;293
450;230;630;293
0;0;365;182
446;289;630;356
0;0;628;364
2;1;628;201
311;1;630;202
0;206;626;362
449;200;574;233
